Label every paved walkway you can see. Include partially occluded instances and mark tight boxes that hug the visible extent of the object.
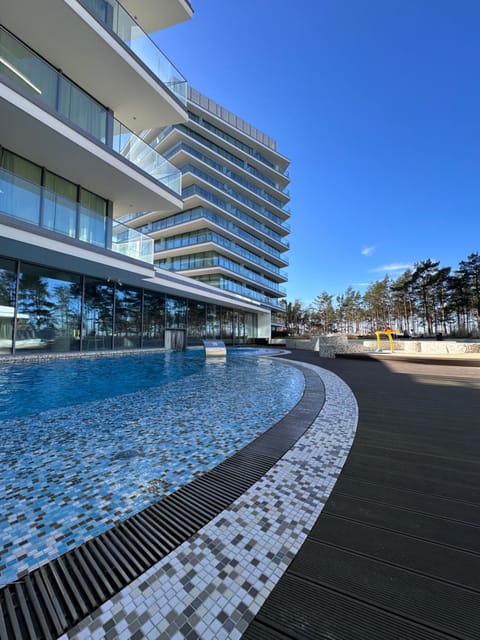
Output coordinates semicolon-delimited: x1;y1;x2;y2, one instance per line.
245;350;480;640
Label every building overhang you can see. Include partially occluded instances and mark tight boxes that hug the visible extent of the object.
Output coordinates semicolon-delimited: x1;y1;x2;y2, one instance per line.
0;223;268;316
0;88;183;217
2;0;188;130
122;0;193;34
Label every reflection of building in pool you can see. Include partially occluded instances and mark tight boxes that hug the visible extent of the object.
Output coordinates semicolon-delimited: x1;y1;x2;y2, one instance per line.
0;0;282;356
123;88;290;333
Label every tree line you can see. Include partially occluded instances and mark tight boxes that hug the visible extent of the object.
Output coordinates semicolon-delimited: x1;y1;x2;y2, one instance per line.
282;253;480;338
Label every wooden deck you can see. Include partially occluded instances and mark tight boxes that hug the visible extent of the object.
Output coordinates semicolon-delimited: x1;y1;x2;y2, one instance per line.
244;351;480;640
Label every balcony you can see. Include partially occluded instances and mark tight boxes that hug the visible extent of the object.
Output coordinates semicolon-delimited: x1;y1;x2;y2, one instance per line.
0;26;182;215
158;255;287;296
1;0;188;130
133;207;290;265
157;230;288;280
79;0;187;105
182;185;290;250
0;167;154;264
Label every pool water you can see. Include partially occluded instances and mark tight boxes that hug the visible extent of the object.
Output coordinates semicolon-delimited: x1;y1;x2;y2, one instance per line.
0;349;304;587
0;347;274;420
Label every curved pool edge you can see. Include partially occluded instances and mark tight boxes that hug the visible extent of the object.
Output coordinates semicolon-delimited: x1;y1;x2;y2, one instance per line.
62;359;359;640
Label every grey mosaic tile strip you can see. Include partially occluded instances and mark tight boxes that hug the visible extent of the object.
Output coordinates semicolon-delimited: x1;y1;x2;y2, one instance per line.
63;361;358;640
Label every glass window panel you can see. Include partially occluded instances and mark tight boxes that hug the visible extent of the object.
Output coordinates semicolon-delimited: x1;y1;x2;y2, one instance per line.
58;77;107;143
0;258;17;355
165;296;187;329
43;172;78;237
245;312;257;341
79;189;107;247
206;304;220;339
16;263;81;353
186;301;206;346
0;151;41;225
221;308;233;344
114;285;142;349
142;290;165;348
83;277;113;351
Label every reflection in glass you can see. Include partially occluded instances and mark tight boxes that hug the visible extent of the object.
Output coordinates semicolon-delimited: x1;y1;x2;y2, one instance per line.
0;258;17;354
79;189;107;247
166;296;187;329
16;264;81;353
143;290;165;348
235;312;247;344
0;152;42;225
187;301;206;346
221;309;233;343
83;278;114;351
206;304;220;340
114;286;142;349
43;172;78;238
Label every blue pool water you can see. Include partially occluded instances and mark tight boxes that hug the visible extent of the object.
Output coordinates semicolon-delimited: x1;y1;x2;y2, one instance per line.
0;349;304;587
0;347;274;420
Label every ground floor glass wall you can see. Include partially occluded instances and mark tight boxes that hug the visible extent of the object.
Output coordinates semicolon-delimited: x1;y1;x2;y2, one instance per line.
0;258;259;355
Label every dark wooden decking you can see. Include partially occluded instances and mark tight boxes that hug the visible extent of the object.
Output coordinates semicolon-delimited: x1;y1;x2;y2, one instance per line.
244;351;480;640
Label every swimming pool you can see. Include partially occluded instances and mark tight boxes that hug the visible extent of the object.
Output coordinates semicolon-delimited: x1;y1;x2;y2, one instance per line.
0;349;304;588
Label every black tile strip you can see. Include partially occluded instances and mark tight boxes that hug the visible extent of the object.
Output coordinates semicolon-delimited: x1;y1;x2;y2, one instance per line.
0;360;325;640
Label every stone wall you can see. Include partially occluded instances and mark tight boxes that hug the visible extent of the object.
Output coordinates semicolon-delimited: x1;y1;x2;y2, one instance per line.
285;336;480;357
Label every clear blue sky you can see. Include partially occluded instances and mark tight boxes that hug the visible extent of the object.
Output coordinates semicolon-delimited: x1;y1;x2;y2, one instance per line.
155;0;480;306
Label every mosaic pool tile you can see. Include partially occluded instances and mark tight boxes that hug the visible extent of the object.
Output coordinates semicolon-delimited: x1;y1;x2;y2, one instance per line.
63;361;358;640
0;354;304;588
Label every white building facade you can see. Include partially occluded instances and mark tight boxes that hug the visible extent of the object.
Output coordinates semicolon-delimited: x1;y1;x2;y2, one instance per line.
0;1;287;356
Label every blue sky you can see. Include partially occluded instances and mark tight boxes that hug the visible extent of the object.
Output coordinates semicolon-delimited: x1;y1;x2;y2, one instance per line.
155;0;480;305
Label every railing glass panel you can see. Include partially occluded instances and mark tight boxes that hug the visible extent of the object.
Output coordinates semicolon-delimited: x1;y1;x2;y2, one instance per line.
79;0;187;104
113;121;181;193
112;220;154;263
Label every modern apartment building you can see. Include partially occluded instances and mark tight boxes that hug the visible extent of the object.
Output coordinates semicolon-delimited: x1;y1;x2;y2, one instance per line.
0;0;279;356
132;88;290;326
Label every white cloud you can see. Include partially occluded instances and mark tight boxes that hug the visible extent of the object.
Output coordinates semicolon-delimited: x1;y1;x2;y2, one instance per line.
361;245;377;256
370;263;413;273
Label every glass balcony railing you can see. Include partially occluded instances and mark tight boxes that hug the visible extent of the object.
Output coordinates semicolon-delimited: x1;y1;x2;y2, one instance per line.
158;255;286;295
0;167;153;263
182;185;290;248
135;207;290;263
157;230;288;279
79;0;187;104
0;26;180;194
112;121;181;193
164;142;288;210
192;275;284;307
112;219;153;262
